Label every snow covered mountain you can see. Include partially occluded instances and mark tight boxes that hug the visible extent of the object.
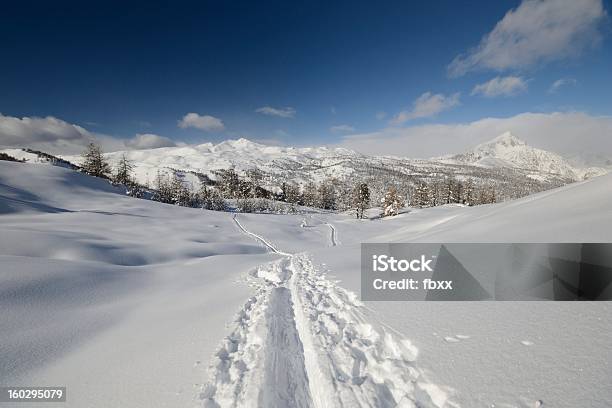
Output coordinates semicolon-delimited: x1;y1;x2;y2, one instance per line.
56;133;605;187
62;138;361;188
444;131;607;180
3;132;607;203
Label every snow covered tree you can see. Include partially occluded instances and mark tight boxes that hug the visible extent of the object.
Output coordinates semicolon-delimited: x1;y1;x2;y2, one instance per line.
413;181;431;208
477;184;497;204
381;186;404;217
317;181;337;210
215;168;241;198
198;186;227;211
153;171;173;203
352;183;370;219
430;180;443;206
462;178;475;206
81;142;110;177
301;182;317;207
113;154;134;185
170;174;191;206
284;183;301;204
443;177;455;204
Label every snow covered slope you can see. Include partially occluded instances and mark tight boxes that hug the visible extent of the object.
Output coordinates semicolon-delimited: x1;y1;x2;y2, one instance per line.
0;161;280;407
236;174;612;408
445;131;607;180
2;161;611;408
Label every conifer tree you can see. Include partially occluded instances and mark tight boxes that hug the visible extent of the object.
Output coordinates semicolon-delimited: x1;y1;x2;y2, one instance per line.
113;153;134;185
414;181;431;208
301;182;318;207
463;178;475;206
352;182;370;219
81;142;110;177
381;186;404;217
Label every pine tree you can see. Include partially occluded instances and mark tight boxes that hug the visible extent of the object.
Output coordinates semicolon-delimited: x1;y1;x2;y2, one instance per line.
284;183;301;204
381;186;404;217
444;177;454;204
317;181;336;210
199;186;227;211
463;178;475;206
352;182;370;219
413;181;431;208
170;174;191;206
216;168;241;198
153;171;173;203
301;182;317;207
113;153;134;185
81;142;111;177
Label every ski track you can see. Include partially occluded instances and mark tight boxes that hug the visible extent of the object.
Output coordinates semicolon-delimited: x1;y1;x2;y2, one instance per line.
199;214;454;408
302;215;338;247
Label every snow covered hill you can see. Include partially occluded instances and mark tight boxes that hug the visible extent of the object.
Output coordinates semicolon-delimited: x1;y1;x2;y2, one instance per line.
444;131;607;180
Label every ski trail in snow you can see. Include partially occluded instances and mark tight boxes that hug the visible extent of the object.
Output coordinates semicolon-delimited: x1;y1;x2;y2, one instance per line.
233;214;292;256
289;254;455;408
307;215;338;247
261;287;313;408
200;215;454;408
327;222;337;246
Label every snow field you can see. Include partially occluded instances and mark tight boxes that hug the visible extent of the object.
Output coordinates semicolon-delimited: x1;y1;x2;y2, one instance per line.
200;216;454;407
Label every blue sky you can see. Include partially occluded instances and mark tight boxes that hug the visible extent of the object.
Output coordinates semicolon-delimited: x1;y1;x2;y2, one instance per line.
0;0;611;156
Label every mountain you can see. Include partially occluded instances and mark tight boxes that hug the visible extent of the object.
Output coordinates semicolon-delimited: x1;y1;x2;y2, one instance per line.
444;131;607;181
3;133;607;204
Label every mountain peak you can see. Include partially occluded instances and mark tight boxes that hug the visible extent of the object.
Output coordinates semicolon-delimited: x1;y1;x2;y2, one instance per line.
485;131;526;147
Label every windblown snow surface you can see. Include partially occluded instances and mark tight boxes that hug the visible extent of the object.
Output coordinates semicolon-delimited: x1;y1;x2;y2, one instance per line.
1;161;611;408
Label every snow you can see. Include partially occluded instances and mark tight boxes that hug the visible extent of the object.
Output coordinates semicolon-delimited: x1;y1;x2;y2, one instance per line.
56;133;606;196
1;160;612;408
61;138;361;188
446;131;607;180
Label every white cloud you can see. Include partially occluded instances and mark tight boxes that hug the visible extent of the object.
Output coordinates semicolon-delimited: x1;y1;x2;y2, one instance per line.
125;133;176;149
339;111;612;159
330;124;356;133
471;76;529;97
178;113;225;131
448;0;606;76
549;78;577;93
0;113;94;154
391;92;460;124
255;106;296;118
0;113;183;154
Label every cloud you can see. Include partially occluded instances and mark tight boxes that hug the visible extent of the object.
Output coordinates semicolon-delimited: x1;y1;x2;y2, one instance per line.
178;113;225;131
330;124;356;133
549;78;578;93
471;76;529;97
125;133;176;149
255;106;296;118
376;111;387;120
448;0;606;76
0;113;184;154
0;113;95;153
338;111;612;159
391;92;460;124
